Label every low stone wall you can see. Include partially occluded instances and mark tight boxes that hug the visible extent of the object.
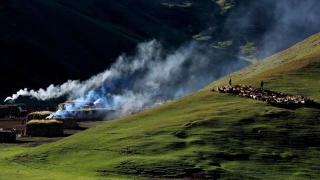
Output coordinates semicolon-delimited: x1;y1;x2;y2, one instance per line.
26;122;63;137
0;130;16;142
211;84;314;108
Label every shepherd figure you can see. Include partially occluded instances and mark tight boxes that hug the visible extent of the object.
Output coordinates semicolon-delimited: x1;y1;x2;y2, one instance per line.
260;80;264;90
229;79;232;86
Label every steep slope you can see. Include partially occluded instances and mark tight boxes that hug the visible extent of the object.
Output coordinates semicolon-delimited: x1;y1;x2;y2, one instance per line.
207;32;320;99
3;33;320;179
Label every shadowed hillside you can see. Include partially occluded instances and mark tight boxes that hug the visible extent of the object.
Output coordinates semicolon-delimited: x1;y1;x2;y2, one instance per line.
1;33;320;179
2;0;320;102
0;0;191;99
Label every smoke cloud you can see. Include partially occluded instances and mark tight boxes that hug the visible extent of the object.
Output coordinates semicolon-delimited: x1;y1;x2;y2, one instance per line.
259;0;320;58
7;1;318;119
6;39;248;119
220;0;320;59
4;40;160;102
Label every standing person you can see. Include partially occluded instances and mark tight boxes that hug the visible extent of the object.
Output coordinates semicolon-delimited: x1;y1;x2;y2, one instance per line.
229;79;232;86
260;80;264;90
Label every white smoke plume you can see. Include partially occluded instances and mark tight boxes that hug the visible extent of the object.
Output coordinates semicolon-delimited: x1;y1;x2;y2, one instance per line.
4;40;162;102
5;1;320;106
6;39;248;120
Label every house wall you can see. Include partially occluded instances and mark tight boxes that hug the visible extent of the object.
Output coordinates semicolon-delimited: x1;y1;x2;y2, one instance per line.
0;131;16;142
26;123;63;137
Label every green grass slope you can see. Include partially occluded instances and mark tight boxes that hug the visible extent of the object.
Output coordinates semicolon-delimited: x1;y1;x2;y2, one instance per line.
2;33;320;179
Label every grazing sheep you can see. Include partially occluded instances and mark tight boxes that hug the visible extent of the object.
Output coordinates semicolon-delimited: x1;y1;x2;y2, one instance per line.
212;84;313;107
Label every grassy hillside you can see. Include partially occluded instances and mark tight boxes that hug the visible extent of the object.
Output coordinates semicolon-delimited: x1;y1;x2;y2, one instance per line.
2;33;320;179
206;32;320;98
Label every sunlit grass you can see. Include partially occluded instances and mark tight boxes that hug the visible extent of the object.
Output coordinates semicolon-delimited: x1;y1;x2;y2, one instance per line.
1;32;320;179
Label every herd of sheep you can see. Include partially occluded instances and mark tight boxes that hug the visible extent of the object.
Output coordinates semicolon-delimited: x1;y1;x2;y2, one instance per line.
210;84;314;108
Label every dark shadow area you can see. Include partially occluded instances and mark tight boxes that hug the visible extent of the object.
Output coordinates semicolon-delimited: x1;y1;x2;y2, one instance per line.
308;102;320;110
268;101;320;110
65;126;87;130
11;140;35;144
